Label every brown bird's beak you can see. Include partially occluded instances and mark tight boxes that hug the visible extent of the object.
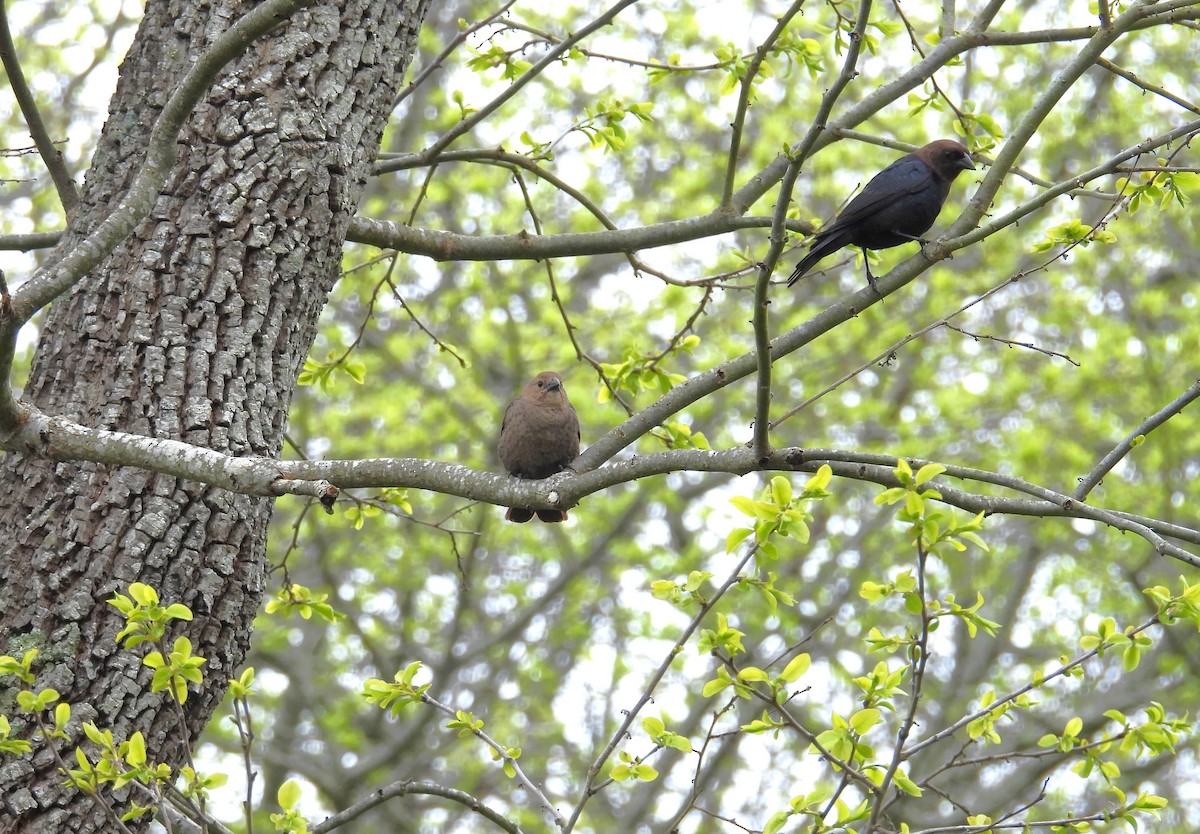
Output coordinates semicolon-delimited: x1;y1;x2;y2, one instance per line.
545;377;562;392
958;155;977;172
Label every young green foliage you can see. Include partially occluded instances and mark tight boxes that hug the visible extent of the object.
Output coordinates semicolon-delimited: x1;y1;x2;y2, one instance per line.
362;661;430;715
609;750;658;783
0;648;38;685
271;778;311;834
875;460;989;557
297;352;366;391
1118;162;1198;213
642;715;693;754
726;466;833;559
650;569;714;609
1030;218;1117;253
108;582;194;648
264;583;344;623
142;636;207;705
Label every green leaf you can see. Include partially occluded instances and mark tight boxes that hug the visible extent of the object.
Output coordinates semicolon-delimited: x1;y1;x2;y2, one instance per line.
763;809;791;834
849;708;881;734
780;653;810;682
278;778;302;810
914;463;945;486
770;476;793;506
726;527;754;553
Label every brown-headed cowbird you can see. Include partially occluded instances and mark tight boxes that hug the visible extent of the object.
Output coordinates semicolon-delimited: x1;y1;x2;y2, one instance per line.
787;140;975;291
498;371;581;523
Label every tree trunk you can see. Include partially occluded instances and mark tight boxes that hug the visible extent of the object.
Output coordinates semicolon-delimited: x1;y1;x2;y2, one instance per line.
0;1;428;830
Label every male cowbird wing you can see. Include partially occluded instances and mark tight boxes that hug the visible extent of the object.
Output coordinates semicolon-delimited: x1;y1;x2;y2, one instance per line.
826;156;937;231
787;156;938;287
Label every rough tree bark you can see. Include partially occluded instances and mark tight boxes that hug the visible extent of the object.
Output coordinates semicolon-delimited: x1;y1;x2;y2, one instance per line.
0;1;429;831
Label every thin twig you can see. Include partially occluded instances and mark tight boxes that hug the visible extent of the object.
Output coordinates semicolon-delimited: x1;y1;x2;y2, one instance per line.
311;780;524;834
864;542;932;833
393;2;519;109
906;617;1161;758
663;699;739;832
419;688;564;829
563;543;761;834
0;3;78;212
720;0;807;209
420;0;640;160
509;168;633;413
386;276;469;367
1073;377;1200;500
753;0;876;458
1096;56;1200;115
942;322;1080;365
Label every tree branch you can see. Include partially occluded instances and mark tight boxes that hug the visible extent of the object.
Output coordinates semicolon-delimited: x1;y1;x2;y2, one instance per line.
753;0;874;457
311;779;523;834
7;402;1196;566
347;212;809;265
942;117;1200;254
947;0;1157;241
720;0;807;210
418;0;640;160
563;543;759;834
1073;377;1200;501
0;2;78;213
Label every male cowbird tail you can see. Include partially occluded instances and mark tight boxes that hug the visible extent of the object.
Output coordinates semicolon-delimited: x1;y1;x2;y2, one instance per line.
787;230;851;286
505;507;535;523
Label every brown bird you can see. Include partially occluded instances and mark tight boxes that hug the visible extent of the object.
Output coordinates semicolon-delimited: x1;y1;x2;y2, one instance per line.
787;139;975;291
498;371;581;523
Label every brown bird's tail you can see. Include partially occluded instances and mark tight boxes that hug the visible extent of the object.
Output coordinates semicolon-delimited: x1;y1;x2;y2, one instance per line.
504;507;568;523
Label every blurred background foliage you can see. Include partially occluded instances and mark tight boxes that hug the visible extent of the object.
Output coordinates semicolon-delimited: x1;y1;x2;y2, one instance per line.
3;0;1199;832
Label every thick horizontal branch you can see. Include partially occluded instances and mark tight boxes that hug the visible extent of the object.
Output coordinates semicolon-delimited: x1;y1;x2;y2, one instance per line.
3;212;810;267
0;406;337;504
347;213;807;262
0;230;61;251
5;403;1195;567
351;6;1200;271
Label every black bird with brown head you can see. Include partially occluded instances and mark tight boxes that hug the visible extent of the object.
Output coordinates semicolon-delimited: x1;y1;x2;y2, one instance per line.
787;139;975;291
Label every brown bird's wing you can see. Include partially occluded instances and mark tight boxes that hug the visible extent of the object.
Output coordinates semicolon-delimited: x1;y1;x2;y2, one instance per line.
499;397;517;436
569;406;581;457
827;155;935;230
